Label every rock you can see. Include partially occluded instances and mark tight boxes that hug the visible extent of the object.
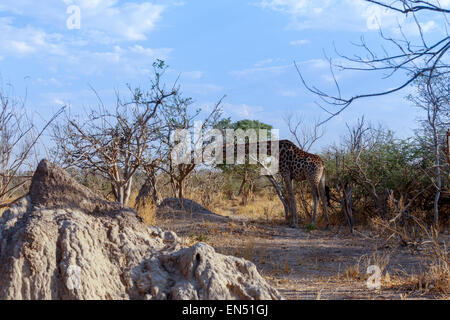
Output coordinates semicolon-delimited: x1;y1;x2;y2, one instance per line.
159;198;213;214
0;160;282;300
158;198;231;223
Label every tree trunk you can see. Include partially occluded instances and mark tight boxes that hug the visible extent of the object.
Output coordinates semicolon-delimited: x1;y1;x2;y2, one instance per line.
136;173;160;209
114;184;125;205
238;169;248;196
112;178;132;206
335;181;354;233
124;176;133;205
149;175;160;205
433;126;441;227
266;175;290;222
177;179;184;199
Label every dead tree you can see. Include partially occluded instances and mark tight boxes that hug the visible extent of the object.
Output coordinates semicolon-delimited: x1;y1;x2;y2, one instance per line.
156;92;223;199
329;118;381;231
408;74;450;226
53;61;176;205
284;113;325;152
295;0;449;124
0;88;63;206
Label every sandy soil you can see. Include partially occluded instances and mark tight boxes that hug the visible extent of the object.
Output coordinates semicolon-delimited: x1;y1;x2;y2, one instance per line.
156;201;449;300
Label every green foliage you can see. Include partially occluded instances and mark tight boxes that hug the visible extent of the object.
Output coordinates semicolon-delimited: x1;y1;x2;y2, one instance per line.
216;119;273;171
215;119;273;197
323;124;449;223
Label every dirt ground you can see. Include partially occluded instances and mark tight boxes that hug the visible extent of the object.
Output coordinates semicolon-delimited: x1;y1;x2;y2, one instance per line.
156;200;449;300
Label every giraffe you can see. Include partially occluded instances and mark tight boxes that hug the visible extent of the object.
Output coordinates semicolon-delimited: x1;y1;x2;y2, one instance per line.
277;140;329;228
224;139;330;228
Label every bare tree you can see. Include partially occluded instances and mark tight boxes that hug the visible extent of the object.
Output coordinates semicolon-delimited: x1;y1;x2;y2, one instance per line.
0;88;63;206
0;91;34;204
295;0;449;123
185;168;225;208
284;113;325;152
447;129;450;163
156;91;224;199
329;118;368;232
53;61;176;205
408;74;450;226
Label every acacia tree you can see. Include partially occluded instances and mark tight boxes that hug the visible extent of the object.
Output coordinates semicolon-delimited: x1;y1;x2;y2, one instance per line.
216;119;273;205
156;91;223;199
52;61;176;205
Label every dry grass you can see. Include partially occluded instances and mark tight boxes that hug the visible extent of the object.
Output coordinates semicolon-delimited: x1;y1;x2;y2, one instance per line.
268;258;292;277
136;204;157;225
235;199;283;220
128;191;156;225
337;249;392;292
411;265;449;295
389;243;450;297
0;196;22;218
232;237;257;261
184;189;227;214
365;212;449;297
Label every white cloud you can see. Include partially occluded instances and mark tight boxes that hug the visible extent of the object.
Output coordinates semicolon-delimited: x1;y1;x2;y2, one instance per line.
229;64;290;79
290;39;309;46
278;89;300;97
53;98;66;106
181;71;204;80
0;1;169;44
58;45;172;76
304;59;329;69
0;8;173;76
230;59;330;81
222;102;264;118
361;3;436;36
254;58;275;67
9;41;35;55
183;83;223;95
75;1;166;42
258;0;367;31
36;77;63;87
257;0;444;34
0;17;67;57
128;45;172;58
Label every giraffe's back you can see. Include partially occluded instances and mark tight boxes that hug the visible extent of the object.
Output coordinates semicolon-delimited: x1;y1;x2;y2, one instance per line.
278;140;325;182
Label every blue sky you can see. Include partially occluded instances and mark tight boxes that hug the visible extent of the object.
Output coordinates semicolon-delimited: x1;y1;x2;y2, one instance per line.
0;0;448;152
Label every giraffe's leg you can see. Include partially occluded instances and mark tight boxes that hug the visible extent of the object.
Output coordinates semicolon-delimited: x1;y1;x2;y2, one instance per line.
284;175;297;228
